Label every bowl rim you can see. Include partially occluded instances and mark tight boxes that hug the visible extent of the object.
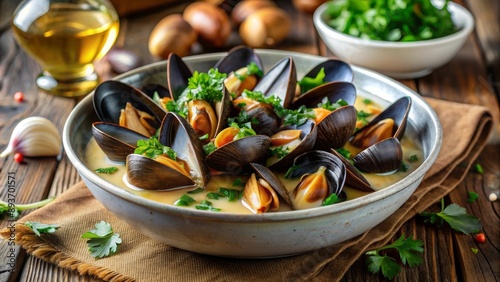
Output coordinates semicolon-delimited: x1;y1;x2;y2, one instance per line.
63;49;442;222
313;0;475;48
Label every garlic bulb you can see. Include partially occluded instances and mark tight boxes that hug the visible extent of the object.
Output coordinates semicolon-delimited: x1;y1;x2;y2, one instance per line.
0;117;61;158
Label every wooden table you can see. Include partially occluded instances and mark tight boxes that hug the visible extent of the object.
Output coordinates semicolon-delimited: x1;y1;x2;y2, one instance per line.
1;1;498;281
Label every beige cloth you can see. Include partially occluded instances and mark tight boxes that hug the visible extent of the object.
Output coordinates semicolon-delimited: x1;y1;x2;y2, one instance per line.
1;98;494;282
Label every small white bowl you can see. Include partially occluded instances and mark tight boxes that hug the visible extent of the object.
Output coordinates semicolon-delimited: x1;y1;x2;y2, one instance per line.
313;1;475;79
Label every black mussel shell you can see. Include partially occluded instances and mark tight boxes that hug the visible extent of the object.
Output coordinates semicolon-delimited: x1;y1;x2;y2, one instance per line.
159;112;211;187
92;122;147;163
353;137;403;174
126;154;195;190
214;45;263;75
167;53;193;101
350;97;411;149
93;80;166;127
315;105;357;150
140;84;171;99
300;59;354;94
330;149;373;192
250;163;293;207
291;81;357;109
246;107;280;136
287;150;346;196
267;119;317;171
206;135;271;174
253;57;297;108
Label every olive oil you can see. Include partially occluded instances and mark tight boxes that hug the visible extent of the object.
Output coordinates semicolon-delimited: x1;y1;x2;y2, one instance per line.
12;3;119;96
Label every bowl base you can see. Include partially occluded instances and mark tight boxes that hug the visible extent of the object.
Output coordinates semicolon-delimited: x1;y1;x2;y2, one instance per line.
380;68;433;79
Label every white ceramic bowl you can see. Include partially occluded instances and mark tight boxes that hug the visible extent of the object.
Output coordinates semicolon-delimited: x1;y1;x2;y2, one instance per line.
313;1;475;79
63;50;442;258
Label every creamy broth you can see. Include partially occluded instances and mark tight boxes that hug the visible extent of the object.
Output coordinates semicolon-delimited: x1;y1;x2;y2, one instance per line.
85;96;423;214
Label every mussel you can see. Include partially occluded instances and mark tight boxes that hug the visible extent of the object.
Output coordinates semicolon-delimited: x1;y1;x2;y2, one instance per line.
348;97;411;174
93;81;167;136
296;59;354;97
291;81;357;150
92;122;148;163
126;112;210;190
287;150;346;210
253;57;297;108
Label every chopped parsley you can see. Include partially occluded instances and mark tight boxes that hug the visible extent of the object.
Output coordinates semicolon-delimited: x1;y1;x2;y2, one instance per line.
336;147;352;159
187;187;204;194
268;146;290;159
318;97;348;111
135;137;177;160
363;98;373;105
174;194;196;206
474;163;484;174
409;154;419;162
298;67;326;94
467;191;479;203
356;110;372;127
232;178;245;187
95;167;118;174
399;162;410;172
203;142;217;155
322;194;342;206
195;200;221;211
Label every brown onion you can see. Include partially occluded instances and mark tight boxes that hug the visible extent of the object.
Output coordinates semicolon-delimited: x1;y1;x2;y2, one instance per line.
148;14;197;58
231;0;276;26
183;2;231;47
239;6;291;48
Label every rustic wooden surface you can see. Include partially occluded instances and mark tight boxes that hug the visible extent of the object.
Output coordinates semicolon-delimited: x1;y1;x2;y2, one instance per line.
0;0;499;281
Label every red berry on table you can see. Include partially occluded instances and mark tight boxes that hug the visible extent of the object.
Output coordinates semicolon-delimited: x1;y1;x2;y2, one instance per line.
14;91;25;103
14;153;24;163
475;233;486;243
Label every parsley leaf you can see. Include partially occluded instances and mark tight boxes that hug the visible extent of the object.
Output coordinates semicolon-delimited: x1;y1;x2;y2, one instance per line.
25;222;59;236
187;69;226;104
467;191;479;203
420;198;482;234
365;234;424;279
203;142;217;155
95;167;118;174
174;194;196;206
409;154;419;162
317;97;348;111
81;221;122;258
268;146;290;159
474;163;484;174
135;137;177;160
195;200;221;211
322;194;342;206
232;178;244;187
298;67;326;94
356;110;372;127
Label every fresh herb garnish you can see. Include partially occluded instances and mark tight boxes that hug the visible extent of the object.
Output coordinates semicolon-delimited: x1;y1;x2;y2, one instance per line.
336;147;352;159
268;146;290;159
399;162;410;172
356;110;372;127
284;165;300;179
467;191;479;203
135;137;177;160
420;198;482;234
366;234;424;279
474;163;484;174
282;105;316;126
409;154;419;162
232;178;244;187
81;221;122;258
0;197;55;219
174;194;196;206
227;110;259;127
25;222;59;236
199;134;209;140
166;99;188;118
246;62;264;77
95;167;118;174
298;67;326;94
471;248;478;254
318;97;348;111
195;200;221;211
188;187;204;194
325;0;457;42
322;194;342;206
186;69;226;104
203;141;217;155
207;187;243;201
363;98;373;105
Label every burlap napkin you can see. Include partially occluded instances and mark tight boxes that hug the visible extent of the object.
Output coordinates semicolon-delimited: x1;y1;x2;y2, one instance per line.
1;98;494;282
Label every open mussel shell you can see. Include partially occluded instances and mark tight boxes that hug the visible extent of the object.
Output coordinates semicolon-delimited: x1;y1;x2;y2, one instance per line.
250;163;293;207
159;112;211;187
126;154;195;190
302;59;353;85
246;107;280;136
315;105;357;150
213;88;232;136
288;150;346;196
253;57;297;108
140;84;170;99
93;80;166;126
92;122;147;163
205;135;271;174
214;45;263;75
291;81;357;108
330;149;373;192
353;137;403;174
351;96;411;149
167;53;193;100
267;119;317;171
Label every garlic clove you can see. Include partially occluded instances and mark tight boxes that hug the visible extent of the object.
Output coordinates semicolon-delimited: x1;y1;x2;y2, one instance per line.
0;117;62;158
